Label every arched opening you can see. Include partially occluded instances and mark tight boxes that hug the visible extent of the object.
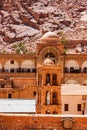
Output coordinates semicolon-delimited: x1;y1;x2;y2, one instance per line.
82;61;87;73
83;67;87;73
45;53;56;63
45;110;51;114
52;92;57;105
21;60;36;73
46;91;50;105
83;80;87;85
70;67;74;73
39;46;59;64
65;60;80;73
46;73;51;85
4;60;19;73
52;73;57;85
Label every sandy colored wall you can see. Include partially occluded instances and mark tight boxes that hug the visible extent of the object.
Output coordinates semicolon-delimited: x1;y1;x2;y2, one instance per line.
0;114;87;130
62;95;83;114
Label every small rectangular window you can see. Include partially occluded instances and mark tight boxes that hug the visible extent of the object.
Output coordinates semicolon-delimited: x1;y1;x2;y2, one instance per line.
33;91;36;96
77;104;81;111
8;93;12;98
10;69;14;72
10;60;14;64
64;104;69;111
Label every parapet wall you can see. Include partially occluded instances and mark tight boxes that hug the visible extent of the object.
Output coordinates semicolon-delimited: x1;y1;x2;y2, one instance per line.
0;114;87;130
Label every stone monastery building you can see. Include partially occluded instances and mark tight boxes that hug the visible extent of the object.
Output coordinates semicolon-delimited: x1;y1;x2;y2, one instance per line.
0;32;87;114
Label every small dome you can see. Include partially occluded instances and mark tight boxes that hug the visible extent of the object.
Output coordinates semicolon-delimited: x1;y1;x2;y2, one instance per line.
41;32;58;39
43;58;54;65
41;32;59;43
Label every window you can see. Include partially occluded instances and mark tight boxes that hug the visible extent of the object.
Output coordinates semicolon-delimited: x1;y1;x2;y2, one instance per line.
10;60;14;64
8;93;12;98
77;104;81;111
64;104;69;111
70;67;74;73
52;92;57;105
52;73;57;85
10;68;14;72
46;91;50;105
33;91;36;96
46;73;50;85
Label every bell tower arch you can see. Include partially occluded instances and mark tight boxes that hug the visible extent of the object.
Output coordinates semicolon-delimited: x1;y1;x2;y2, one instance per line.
36;32;63;114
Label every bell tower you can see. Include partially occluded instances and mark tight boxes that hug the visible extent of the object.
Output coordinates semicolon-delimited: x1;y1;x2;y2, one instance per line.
36;32;64;114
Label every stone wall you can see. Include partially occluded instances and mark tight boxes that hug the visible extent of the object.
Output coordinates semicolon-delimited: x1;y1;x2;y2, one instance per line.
0;114;87;130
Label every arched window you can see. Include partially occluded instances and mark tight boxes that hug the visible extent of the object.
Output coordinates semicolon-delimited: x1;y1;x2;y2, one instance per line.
46;91;50;105
52;73;57;85
65;60;79;73
46;73;51;85
45;53;55;58
45;53;56;63
52;92;57;105
4;60;19;72
81;61;87;73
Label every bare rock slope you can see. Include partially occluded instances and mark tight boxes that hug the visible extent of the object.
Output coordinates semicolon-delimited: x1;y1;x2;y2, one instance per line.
0;0;87;53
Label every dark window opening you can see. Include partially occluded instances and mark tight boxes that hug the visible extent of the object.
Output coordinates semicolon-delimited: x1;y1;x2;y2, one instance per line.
70;67;74;73
33;91;36;96
64;104;69;111
0;84;5;88
46;73;51;85
77;104;81;111
45;53;55;58
27;69;30;72
83;67;87;73
46;110;50;114
52;92;57;105
10;69;14;73
32;68;36;73
8;93;12;98
52;73;57;85
2;67;4;72
10;60;14;64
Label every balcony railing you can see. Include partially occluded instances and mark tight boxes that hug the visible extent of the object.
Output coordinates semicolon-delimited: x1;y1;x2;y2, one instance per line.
0;68;36;73
64;67;87;73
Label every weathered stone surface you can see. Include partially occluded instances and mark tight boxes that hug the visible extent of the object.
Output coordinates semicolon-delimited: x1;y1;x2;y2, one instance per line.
0;0;87;53
0;114;87;130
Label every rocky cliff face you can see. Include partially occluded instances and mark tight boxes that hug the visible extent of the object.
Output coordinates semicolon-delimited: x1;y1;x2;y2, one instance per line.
0;0;87;53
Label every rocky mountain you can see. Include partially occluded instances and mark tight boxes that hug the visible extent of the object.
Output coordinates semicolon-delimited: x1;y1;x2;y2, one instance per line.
0;0;87;53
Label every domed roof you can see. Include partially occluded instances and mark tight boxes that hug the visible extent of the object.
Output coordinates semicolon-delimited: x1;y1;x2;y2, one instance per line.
41;32;58;39
43;57;54;65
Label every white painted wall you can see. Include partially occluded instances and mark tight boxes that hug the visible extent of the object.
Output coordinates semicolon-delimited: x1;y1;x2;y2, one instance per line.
0;99;36;113
21;59;35;68
4;60;19;71
61;95;83;114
